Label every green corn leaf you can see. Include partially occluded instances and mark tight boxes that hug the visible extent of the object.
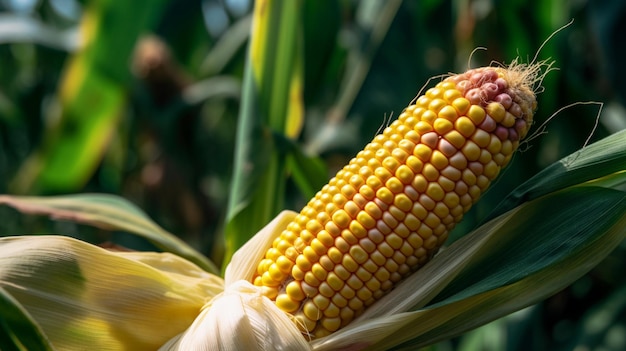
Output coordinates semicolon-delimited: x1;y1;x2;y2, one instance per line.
0;287;55;351
12;0;168;193
487;128;626;221
431;187;626;307
0;193;219;275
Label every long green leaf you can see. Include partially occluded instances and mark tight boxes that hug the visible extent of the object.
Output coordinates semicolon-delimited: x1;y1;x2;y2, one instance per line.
0;193;219;274
0;287;55;351
431;187;626;307
487;128;626;221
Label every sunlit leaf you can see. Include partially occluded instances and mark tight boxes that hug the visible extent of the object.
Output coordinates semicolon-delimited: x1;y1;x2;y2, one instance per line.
0;235;223;351
0;193;219;274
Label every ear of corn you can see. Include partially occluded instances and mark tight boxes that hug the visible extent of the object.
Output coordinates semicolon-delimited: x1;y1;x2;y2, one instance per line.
252;65;537;338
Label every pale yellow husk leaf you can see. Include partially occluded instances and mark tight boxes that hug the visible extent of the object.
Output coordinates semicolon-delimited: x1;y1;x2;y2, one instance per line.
0;235;224;350
162;210;311;351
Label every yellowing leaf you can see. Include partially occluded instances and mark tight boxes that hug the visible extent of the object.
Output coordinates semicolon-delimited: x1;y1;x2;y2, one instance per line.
0;236;223;351
0;193;219;274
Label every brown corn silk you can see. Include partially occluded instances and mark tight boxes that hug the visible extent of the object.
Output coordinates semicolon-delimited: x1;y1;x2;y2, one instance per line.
252;65;538;338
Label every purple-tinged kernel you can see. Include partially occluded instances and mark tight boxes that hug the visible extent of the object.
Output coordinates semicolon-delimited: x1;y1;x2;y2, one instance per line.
515;119;527;135
470;72;484;84
438;139;457;157
494;93;513;109
510;103;523;117
495;126;509;141
483;83;499;100
478;116;497;132
483;69;499;82
456;80;470;94
420;132;439;149
455;180;469;195
495;77;508;90
466;88;486;105
468;161;484;175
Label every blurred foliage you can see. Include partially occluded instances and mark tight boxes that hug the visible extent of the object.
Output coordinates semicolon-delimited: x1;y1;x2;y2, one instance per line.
0;0;624;350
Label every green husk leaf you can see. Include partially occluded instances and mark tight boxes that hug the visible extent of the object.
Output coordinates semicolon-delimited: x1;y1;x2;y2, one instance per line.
0;193;219;274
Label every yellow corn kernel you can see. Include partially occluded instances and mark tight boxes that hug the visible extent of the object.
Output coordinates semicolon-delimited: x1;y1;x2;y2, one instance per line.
444;130;466;149
452;97;470;115
434;118;454;135
467;104;486;125
438;105;459;121
486;102;506;123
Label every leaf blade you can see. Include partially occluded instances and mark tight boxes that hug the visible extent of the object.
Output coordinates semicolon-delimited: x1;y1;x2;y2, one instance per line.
0;235;223;351
0;193;219;274
487;128;626;221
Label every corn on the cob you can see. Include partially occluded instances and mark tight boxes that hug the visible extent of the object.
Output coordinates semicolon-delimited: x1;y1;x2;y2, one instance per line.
252;65;537;338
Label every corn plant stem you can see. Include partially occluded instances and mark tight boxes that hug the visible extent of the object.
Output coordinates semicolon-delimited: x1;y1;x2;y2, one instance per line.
224;0;302;270
263;0;300;133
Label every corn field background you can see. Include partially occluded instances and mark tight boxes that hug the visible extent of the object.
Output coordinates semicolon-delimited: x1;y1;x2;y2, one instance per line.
0;0;625;350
